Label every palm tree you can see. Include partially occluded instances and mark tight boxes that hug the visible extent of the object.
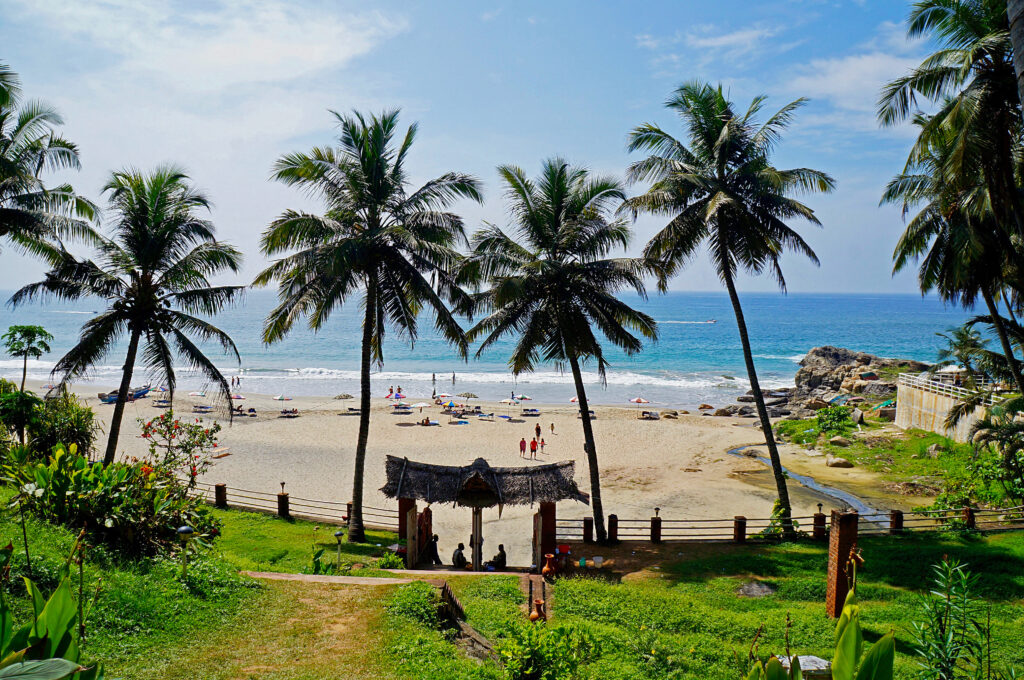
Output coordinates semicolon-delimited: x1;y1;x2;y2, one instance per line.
624;82;835;533
1010;0;1024;104
464;159;656;542
883;112;1024;394
254;109;482;543
2;325;53;392
0;61;96;260
968;395;1024;505
10;165;243;465
879;0;1023;237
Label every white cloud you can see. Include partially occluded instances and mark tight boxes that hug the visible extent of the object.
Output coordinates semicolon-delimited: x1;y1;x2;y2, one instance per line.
481;8;502;22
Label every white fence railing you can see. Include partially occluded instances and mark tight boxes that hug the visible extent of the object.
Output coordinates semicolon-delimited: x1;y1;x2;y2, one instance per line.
898;373;1003;406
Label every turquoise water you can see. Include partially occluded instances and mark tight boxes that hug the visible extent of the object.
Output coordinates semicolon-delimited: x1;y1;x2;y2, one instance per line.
0;289;971;408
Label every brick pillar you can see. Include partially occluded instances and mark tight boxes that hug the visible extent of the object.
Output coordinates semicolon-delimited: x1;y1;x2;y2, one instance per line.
214;483;227;508
812;513;826;541
733;516;747;543
398;497;416;539
582;517;594;544
277;492;290;519
826;511;859;618
650;515;662;543
608;514;618;542
539;502;556;555
889;510;903;534
962;506;976;530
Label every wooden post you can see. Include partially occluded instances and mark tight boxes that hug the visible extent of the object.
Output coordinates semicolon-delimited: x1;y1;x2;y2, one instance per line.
539;502;556;555
962;506;976;530
471;507;483;571
650;515;662;543
404;503;418;569
277;492;289;519
813;513;826;541
733;516;747;543
583;517;594;544
214;483;227;509
398;497;416;540
608;514;618;542
889;510;904;535
826;511;859;618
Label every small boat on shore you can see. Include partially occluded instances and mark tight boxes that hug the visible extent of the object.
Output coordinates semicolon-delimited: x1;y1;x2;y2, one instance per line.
97;384;151;404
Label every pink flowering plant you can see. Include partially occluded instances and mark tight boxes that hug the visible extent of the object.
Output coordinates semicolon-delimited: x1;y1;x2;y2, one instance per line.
138;411;220;490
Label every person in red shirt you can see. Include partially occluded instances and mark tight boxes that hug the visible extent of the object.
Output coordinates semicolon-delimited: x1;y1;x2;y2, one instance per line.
519;437;527;458
529;437;538;460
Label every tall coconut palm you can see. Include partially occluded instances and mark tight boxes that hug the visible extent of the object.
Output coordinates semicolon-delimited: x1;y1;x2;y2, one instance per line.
624;82;835;533
464;159;656;542
879;0;1023;237
1010;0;1024;104
10;165;243;465
0;61;96;259
254;109;482;543
883;111;1024;394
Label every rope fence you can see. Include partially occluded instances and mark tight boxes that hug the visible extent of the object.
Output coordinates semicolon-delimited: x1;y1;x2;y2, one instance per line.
186;479;400;531
556;504;1024;544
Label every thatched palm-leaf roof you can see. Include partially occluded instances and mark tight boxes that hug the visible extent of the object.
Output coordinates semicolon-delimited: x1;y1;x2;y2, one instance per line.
380;456;589;508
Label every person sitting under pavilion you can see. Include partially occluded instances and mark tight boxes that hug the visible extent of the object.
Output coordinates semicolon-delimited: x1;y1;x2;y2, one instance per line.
451;542;468;568
485;544;506;570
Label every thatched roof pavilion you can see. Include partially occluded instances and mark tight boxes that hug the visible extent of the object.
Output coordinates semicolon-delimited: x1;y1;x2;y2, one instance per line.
380;455;589;509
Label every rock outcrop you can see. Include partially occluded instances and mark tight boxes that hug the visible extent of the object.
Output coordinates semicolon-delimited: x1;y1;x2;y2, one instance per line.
793;346;927;402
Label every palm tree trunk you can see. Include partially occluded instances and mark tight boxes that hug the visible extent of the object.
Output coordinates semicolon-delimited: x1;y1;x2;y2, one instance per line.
1010;0;1024;107
20;355;27;393
348;282;376;543
724;273;794;536
982;287;1024;394
103;328;141;465
568;354;607;542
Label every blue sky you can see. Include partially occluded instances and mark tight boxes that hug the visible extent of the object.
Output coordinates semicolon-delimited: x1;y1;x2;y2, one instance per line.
1;0;932;294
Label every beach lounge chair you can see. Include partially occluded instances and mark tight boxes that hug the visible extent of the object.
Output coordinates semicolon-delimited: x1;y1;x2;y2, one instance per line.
153;399;172;408
522;408;541;416
279;408;300;418
478;412;494;421
418;419;440;426
578;410;596;420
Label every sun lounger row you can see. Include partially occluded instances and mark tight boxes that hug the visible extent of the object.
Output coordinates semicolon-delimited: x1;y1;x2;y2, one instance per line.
639;410;660;420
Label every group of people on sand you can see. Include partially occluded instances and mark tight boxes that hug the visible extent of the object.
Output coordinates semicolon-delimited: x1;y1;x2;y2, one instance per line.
423;534;506;571
519;422;548;459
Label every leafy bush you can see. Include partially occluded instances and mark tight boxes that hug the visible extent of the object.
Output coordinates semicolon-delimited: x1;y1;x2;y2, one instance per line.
376;551;405;570
31;394;99;459
0;540;103;679
138;411;220;490
816;406;852;436
385;581;441;628
773;419;819;446
4;443;218;555
497;621;596;680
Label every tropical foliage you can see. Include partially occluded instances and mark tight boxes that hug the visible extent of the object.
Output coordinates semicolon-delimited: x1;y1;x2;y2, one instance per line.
4;443;218;555
2;325;53;392
254;109;482;542
464;158;655;542
968;395;1024;506
624;81;835;530
0;62;96;261
10;166;243;465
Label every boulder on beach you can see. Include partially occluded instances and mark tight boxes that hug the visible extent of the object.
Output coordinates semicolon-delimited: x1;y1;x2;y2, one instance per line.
804;397;829;410
850;408;865;425
698;403;714;410
793;346;926;399
713;408;733;417
736;395;756;403
825;454;854;468
829;436;851;447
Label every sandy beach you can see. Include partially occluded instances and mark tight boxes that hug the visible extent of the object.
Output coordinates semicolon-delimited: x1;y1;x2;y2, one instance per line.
24;379;896;566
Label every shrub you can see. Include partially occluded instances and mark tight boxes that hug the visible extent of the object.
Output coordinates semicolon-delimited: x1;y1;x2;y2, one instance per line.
816;406;852;436
385;581;441;628
31;393;99;458
773;419;819;446
376;551;405;570
497;621;596;680
4;444;218;555
138;411;220;490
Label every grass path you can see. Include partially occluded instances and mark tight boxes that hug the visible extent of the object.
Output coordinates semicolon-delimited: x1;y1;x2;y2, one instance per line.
125;580;399;680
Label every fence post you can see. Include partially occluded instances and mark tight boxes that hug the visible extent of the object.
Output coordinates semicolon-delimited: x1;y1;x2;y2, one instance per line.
733;516;747;543
650;515;662;543
277;491;290;519
813;513;826;541
889;510;904;535
583;517;594;544
962;506;976;530
826;511;859;618
214;483;227;509
608;514;618;542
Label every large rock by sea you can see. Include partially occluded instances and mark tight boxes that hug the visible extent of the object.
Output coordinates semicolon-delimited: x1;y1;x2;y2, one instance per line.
793;346;927;401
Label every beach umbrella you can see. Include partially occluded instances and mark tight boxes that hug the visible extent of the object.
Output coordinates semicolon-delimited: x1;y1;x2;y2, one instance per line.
457;392;477;399
436;393;452;399
629;396;650;413
334;393;354;400
273;395;292;401
516;394;532;401
445;400;457;408
500;397;519;416
569;396;578;403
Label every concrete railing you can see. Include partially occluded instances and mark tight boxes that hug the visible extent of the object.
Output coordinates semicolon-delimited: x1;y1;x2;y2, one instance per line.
897;373;1002;405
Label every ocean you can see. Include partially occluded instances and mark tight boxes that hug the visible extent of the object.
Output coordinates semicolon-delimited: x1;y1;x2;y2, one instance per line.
0;289;972;409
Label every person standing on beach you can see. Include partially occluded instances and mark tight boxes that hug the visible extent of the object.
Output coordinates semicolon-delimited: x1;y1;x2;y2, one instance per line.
530;437;538;460
550;422;555;435
519;437;527;458
540;438;545;454
452;371;456;385
534;422;541;440
432;373;436;385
